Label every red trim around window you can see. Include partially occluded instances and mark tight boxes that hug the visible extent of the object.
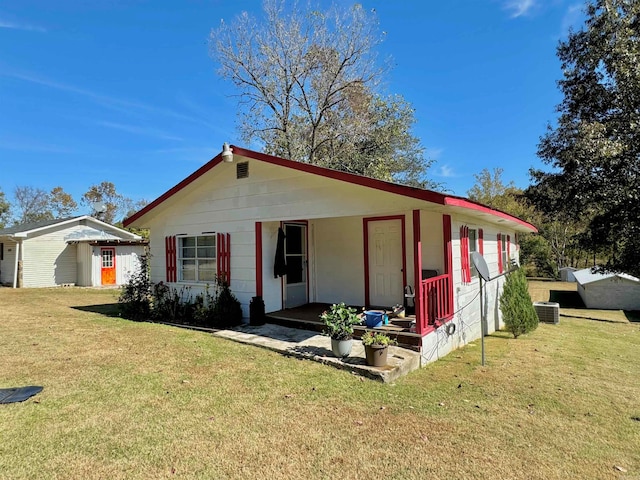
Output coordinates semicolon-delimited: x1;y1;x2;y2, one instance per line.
507;234;511;266
363;215;407;307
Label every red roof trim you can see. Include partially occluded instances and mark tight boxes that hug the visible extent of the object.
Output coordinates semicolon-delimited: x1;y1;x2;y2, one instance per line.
443;197;538;232
124;145;537;233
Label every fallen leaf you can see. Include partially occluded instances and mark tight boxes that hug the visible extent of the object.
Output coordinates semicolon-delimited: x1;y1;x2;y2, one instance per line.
284;394;294;399
380;406;386;410
614;465;627;473
354;420;363;426
438;402;445;407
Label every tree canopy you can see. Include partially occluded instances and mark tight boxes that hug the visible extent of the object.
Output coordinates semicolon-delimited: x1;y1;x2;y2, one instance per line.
210;0;439;188
531;0;640;276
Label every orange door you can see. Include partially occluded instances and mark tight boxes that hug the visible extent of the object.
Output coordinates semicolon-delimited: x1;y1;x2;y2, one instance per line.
101;248;116;285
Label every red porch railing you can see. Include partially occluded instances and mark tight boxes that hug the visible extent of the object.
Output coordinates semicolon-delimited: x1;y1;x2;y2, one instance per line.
417;273;453;333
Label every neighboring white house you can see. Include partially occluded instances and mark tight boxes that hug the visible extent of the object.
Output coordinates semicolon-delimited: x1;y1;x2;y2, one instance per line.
0;216;146;288
124;145;537;365
574;268;640;310
559;266;577;282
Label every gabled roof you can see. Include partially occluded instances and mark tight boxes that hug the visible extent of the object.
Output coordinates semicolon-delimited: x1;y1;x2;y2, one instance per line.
574;268;640;285
123;145;538;233
0;215;141;240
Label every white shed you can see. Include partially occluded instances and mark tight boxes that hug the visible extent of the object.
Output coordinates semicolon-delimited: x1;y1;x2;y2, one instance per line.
573;268;640;310
559;266;577;282
0;216;146;288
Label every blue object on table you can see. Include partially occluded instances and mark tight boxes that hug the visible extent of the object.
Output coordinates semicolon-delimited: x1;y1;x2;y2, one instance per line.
364;311;384;328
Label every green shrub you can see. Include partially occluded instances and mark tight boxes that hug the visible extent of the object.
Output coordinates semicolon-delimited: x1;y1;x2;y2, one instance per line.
500;268;539;338
211;279;243;328
118;252;152;321
361;331;397;347
320;302;361;340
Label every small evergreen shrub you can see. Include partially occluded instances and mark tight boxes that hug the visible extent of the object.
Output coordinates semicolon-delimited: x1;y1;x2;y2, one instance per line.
211;278;243;328
500;268;539;338
118;252;152;321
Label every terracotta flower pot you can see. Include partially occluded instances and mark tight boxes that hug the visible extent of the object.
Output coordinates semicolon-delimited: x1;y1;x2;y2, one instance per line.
364;344;388;367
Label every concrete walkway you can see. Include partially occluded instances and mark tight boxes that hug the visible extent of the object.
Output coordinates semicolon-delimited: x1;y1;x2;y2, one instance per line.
212;323;421;383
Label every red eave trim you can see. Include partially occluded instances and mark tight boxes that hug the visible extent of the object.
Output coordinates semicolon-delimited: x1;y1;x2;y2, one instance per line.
123;154;224;227
443;197;538;232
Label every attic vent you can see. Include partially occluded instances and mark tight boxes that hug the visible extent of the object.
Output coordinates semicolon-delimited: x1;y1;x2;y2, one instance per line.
533;302;559;324
236;161;249;179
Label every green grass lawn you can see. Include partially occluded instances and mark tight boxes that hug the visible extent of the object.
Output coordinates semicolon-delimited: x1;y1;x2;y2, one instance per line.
1;287;639;479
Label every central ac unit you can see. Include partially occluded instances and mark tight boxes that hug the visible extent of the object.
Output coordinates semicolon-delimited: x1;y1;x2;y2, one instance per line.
533;302;560;324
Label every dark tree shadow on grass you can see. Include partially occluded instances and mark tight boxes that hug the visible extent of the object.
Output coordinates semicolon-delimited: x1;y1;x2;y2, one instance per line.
549;290;585;308
72;304;122;318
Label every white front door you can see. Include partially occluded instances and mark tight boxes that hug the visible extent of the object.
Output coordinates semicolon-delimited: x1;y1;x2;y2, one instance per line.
368;219;403;307
284;223;308;308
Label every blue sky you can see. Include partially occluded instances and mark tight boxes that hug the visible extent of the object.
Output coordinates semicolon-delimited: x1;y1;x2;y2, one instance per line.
0;0;586;215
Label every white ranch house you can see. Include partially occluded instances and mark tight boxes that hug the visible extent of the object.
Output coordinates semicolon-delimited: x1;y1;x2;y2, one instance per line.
124;145;537;365
0;216;146;288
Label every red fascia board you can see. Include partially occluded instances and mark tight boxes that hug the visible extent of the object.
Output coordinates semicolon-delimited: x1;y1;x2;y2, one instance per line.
443;197;538;233
123;154;223;226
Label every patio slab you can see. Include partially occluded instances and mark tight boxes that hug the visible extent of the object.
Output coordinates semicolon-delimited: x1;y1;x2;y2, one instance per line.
212;323;421;383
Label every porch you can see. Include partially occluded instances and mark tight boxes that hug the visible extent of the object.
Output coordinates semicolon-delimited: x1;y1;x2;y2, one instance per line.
257;209;455;343
266;303;423;351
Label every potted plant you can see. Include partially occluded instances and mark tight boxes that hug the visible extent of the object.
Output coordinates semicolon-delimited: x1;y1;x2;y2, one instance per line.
320;302;361;358
361;331;397;367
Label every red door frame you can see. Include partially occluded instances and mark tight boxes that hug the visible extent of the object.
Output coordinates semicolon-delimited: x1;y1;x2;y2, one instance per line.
363;215;407;307
100;247;116;285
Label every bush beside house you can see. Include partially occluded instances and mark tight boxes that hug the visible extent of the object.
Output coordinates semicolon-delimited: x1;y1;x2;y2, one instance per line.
500;269;539;338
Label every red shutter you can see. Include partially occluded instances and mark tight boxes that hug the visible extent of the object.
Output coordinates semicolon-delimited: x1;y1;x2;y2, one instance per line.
165;235;177;282
478;228;484;255
460;226;471;284
497;233;503;274
507;235;511;267
216;233;231;285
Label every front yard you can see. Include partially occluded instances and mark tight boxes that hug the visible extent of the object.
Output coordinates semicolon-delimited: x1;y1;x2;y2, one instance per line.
0;287;639;479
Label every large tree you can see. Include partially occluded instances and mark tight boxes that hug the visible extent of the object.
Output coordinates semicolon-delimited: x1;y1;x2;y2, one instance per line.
13;186;52;224
210;0;438;188
82;182;126;225
0;189;10;228
531;0;640;276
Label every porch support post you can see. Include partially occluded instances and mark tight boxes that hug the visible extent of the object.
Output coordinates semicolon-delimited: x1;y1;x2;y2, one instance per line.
12;238;21;289
442;214;453;315
255;222;263;297
412;209;423;335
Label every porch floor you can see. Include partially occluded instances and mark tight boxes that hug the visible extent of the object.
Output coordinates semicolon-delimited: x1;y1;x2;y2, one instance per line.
212;323;421;383
266;303;424;351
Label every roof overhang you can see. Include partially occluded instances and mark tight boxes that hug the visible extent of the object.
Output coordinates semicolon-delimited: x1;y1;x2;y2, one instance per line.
123;145;537;234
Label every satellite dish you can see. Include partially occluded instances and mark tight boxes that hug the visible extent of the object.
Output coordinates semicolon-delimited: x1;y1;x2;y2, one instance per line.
471;252;491;282
92;202;107;214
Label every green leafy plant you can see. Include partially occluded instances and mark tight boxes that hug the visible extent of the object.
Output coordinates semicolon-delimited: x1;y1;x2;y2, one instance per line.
361;330;397;347
500;268;539;338
118;251;152;321
320;302;361;341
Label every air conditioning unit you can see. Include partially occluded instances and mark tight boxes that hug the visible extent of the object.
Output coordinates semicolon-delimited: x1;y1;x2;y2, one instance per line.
533;302;559;324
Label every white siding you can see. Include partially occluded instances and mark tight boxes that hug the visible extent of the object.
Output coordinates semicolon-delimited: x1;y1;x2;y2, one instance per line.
420;217;516;365
115;245;145;285
76;242;92;286
0;239;17;285
579;277;640;310
22;225;78;287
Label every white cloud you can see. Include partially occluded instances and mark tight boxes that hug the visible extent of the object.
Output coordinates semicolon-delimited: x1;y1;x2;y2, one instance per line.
504;0;536;18
436;165;457;178
0;17;46;32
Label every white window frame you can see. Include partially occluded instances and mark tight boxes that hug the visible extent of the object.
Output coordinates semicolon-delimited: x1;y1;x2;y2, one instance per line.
468;228;478;277
178;235;217;283
501;235;508;271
